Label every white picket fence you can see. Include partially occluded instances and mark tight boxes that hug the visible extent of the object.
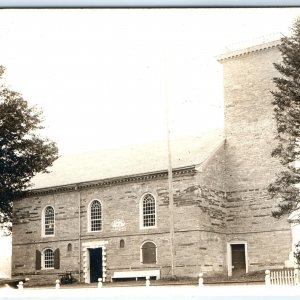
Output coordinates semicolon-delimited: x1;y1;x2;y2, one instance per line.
265;268;300;286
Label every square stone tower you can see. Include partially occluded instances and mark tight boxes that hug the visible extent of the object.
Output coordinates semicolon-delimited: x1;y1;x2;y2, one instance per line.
218;40;292;274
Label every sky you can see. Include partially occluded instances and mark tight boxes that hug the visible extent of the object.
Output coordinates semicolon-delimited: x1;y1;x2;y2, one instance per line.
0;8;300;155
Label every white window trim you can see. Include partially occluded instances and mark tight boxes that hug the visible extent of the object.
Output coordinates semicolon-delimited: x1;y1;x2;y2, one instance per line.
42;248;54;270
140;240;158;264
41;205;55;237
227;241;248;276
139;193;157;229
88;199;103;233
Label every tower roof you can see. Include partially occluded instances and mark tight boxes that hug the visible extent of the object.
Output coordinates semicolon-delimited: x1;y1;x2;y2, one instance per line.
217;38;281;62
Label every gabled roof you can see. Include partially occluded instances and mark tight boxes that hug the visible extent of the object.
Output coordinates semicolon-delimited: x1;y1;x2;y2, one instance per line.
31;128;224;190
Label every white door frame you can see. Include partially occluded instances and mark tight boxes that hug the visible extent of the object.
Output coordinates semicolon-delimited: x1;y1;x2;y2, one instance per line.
227;241;248;277
82;241;108;283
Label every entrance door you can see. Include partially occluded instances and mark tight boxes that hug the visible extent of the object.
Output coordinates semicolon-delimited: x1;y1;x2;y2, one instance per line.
231;244;246;276
89;248;103;283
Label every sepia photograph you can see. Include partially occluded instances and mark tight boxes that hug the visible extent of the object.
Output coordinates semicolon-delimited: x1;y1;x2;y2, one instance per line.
1;6;300;298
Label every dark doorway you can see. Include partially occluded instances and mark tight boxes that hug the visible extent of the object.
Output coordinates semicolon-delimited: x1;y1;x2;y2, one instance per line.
89;248;103;283
231;244;246;276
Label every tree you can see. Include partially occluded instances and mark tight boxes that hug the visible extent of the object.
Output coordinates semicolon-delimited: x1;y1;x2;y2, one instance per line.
268;18;300;218
0;65;58;229
294;241;300;265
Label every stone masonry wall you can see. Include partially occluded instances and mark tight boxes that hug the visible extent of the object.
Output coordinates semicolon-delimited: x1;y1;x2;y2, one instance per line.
12;168;227;284
225;188;291;271
222;46;282;191
198;142;225;191
12;240;80;286
12;191;81;285
221;45;292;270
227;229;291;272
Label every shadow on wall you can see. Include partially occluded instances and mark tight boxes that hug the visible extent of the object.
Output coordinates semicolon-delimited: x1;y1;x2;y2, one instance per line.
0;235;12;278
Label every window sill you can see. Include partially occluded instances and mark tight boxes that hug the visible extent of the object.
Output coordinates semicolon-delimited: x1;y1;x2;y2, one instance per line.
140;226;157;230
88;230;103;233
41;234;55;238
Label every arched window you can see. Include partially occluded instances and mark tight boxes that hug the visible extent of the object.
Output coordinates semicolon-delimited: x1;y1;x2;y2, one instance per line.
36;248;60;270
43;248;54;269
43;206;55;236
141;194;156;228
90;200;102;231
141;241;157;264
120;239;125;248
67;243;72;252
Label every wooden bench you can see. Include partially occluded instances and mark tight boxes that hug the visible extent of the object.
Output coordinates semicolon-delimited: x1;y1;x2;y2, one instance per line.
111;270;160;282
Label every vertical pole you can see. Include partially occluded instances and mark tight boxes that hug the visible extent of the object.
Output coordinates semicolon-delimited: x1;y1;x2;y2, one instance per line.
294;267;299;285
146;275;150;287
265;270;271;285
98;278;103;288
164;56;175;278
55;279;60;289
17;281;23;290
198;273;204;287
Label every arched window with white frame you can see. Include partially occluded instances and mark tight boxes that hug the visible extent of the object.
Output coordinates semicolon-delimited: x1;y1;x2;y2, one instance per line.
141;193;156;228
42;248;54;269
36;248;60;270
42;205;55;236
89;200;102;232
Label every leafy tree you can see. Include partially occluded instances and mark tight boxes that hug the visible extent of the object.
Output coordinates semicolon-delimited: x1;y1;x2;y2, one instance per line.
294;241;300;265
268;18;300;218
0;65;58;229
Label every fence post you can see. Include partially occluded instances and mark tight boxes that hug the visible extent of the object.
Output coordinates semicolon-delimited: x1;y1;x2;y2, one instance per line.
198;273;204;287
17;281;23;290
146;276;150;287
265;270;271;285
55;279;60;289
98;278;103;288
294;267;299;285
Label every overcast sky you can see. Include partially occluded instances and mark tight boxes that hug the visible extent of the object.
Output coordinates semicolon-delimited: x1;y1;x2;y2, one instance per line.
0;8;300;155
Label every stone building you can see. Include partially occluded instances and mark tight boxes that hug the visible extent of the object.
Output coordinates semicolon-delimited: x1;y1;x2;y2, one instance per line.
11;40;293;285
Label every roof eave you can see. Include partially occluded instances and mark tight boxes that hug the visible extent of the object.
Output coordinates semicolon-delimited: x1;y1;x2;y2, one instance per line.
217;39;281;62
25;165;197;197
